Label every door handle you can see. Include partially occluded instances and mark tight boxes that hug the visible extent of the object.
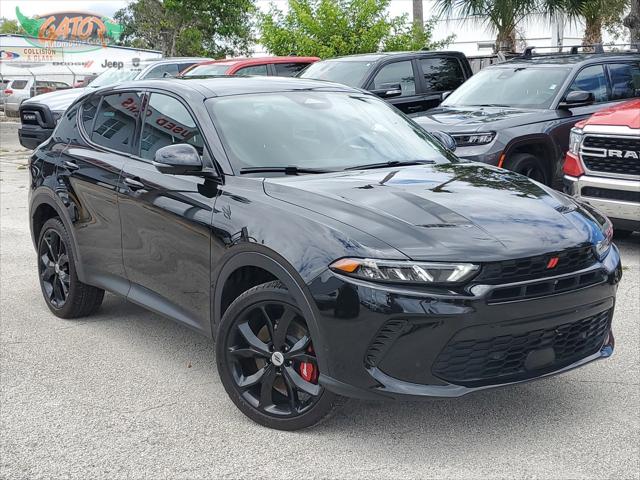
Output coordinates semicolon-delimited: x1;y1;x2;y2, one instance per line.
406;106;422;112
124;177;145;191
63;160;79;171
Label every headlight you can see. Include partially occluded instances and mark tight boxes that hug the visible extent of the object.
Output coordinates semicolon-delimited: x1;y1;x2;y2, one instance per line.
568;127;583;155
596;221;613;259
451;132;496;147
330;258;479;284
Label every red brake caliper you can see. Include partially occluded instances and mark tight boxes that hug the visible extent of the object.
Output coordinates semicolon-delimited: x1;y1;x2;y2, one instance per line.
298;345;318;383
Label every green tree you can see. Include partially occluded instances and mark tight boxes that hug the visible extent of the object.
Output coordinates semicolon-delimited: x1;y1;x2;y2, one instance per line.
0;18;23;34
624;0;640;43
581;0;630;44
114;0;255;57
259;0;451;58
434;0;587;53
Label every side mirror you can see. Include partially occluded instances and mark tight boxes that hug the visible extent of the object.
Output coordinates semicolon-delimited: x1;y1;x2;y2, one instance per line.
430;130;457;152
559;90;595;109
153;144;203;175
371;82;402;99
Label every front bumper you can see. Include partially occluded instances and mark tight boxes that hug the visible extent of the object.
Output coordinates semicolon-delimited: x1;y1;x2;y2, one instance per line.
18;103;58;150
564;174;640;231
309;246;621;400
18;124;55;150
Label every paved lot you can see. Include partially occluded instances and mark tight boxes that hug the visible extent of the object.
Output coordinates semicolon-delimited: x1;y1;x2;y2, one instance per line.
1;121;639;479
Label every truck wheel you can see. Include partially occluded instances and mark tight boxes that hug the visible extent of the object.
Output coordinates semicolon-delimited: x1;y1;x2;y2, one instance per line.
505;153;549;185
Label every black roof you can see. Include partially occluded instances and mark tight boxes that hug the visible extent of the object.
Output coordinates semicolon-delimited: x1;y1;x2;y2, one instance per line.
115;75;361;98
320;51;465;62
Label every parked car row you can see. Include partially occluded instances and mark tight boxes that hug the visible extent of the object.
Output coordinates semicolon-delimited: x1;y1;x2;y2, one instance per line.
16;46;640;230
2;78;71;116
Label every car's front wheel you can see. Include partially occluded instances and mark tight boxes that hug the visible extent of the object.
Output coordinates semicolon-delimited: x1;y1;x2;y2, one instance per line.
37;218;104;318
216;281;340;430
506;153;549;184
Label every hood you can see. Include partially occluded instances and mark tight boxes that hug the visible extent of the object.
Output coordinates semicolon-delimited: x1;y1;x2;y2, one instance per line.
412;106;550;133
23;87;89;112
263;163;604;262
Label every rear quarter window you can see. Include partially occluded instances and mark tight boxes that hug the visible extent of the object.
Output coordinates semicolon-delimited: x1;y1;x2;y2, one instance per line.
10;80;28;89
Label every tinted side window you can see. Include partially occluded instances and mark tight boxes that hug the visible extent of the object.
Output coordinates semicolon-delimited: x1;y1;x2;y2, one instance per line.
372;61;416;97
274;62;311;77
81;95;101;133
236;64;268;76
91;92;142;153
608;63;640;100
419;57;465;92
145;63;180;79
568;65;609;102
139;93;204;160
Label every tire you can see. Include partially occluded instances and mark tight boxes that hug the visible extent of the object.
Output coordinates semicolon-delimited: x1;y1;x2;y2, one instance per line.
505;152;549;185
37;218;104;318
216;281;340;430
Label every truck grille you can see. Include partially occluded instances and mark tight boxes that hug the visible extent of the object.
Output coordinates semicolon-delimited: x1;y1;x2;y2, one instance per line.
475;245;596;284
432;310;611;387
581;135;640;176
581;186;640;203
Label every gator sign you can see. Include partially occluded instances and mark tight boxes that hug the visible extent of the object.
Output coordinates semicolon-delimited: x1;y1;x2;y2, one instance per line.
16;6;123;53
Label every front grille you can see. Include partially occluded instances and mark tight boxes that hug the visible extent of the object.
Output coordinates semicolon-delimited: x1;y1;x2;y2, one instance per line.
487;269;607;303
581;135;640;176
20;110;40;126
475;245;596;284
432;310;611;386
582;186;640;203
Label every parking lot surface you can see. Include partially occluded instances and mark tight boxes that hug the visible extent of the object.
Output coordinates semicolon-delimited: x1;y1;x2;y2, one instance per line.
1;121;639;479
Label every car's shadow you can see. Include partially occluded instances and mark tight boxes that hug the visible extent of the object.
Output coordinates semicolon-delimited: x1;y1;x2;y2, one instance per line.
86;293;619;440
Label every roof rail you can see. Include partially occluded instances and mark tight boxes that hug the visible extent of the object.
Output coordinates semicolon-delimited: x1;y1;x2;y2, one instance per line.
522;46;535;59
520;43;637;57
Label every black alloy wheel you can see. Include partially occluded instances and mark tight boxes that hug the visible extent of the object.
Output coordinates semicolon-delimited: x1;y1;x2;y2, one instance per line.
39;228;70;309
216;281;339;430
36;218;104;318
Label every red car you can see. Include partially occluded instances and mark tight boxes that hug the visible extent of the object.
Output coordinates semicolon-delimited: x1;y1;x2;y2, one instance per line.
181;56;319;78
563;98;640;236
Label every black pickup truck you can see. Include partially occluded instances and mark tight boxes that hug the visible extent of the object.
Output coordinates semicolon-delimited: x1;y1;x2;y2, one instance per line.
299;51;473;115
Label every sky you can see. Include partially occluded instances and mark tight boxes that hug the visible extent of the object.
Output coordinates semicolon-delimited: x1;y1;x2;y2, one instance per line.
0;0;417;22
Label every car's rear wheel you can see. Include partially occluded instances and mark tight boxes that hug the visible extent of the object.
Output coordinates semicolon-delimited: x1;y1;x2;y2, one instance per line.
37;218;104;318
506;153;549;184
216;281;339;430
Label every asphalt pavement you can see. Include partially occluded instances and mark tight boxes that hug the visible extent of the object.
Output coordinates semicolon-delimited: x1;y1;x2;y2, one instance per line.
1;121;638;479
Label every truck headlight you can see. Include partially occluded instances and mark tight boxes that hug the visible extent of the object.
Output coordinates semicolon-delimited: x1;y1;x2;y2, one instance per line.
451;132;496;146
569;127;583;155
330;258;479;284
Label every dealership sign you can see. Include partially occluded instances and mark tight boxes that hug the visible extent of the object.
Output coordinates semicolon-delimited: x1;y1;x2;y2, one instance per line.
15;6;123;53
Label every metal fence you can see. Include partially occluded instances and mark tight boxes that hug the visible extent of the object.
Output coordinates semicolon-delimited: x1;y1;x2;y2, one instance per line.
0;63;96;115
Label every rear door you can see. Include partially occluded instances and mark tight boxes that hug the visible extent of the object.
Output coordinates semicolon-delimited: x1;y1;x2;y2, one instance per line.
55;91;143;293
118;90;216;332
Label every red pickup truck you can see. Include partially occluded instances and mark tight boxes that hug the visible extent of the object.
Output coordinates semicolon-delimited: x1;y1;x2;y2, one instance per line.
563;99;640;236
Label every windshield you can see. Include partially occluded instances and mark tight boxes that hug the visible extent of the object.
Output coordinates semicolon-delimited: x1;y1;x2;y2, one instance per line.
184;64;231;76
90;68;141;88
208;91;454;171
442;66;571;109
298;60;373;87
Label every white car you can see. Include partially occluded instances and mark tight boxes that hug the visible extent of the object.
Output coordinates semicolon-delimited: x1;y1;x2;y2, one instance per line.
3;78;70;116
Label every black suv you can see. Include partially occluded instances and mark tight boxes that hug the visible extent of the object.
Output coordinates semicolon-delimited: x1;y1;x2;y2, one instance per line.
413;46;640;186
29;76;621;430
299;51;472;114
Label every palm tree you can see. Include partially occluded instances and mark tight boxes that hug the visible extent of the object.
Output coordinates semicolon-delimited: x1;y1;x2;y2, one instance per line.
434;0;587;52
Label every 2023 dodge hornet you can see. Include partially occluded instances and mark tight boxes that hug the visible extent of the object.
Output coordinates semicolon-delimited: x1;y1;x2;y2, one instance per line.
28;77;621;430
